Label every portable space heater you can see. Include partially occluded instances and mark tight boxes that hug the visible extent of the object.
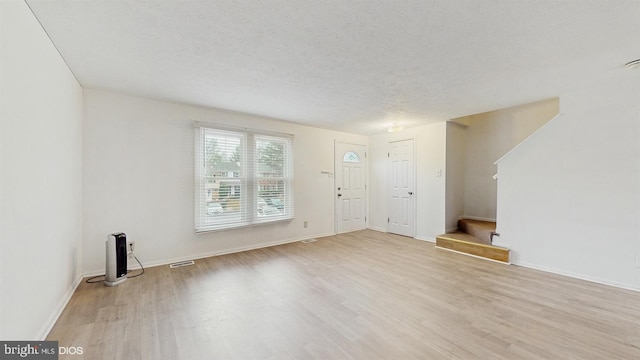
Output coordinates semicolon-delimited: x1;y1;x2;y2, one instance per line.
105;233;128;286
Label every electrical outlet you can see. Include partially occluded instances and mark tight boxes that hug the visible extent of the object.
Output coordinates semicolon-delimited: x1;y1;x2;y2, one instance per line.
304;221;308;228
127;240;136;253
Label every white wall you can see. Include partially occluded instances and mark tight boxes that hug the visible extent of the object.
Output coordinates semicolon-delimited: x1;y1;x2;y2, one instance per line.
496;73;640;290
368;132;389;232
0;0;84;339
445;122;466;232
369;122;446;241
454;99;559;220
82;89;367;275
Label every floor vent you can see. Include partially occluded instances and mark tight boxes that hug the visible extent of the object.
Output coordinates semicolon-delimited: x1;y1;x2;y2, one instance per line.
301;239;317;243
169;260;195;268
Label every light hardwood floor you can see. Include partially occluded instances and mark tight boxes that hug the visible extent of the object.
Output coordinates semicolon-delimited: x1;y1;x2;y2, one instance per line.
48;230;640;359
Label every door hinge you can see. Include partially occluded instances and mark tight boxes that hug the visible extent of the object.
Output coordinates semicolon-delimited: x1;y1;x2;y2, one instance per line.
387;218;390;223
387;152;390;157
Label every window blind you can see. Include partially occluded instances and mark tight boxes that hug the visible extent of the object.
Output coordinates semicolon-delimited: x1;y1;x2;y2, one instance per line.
194;125;293;232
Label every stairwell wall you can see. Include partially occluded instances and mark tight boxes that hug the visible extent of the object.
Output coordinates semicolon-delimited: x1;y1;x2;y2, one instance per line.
445;122;466;232
496;73;640;290
452;99;559;221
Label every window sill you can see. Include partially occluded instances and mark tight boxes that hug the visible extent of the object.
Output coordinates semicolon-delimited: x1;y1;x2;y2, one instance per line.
195;216;294;233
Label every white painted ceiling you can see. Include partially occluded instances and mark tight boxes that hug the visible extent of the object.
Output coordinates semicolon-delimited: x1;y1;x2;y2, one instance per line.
26;0;640;135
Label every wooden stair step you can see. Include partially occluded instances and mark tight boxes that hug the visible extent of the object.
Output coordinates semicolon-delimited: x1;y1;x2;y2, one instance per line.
457;219;496;244
436;233;510;263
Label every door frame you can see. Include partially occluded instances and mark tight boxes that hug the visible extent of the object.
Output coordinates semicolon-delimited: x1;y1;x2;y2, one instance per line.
334;141;368;234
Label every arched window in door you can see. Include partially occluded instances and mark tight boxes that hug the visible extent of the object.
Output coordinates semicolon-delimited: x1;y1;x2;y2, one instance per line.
343;151;360;163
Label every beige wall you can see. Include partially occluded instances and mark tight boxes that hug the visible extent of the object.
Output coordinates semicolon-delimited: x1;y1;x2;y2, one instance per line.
450;98;559;221
1;0;84;339
445;122;467;231
369;122;446;241
82;89;368;275
496;73;639;290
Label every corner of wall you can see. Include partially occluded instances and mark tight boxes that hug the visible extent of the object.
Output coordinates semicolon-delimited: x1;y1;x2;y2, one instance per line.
495;74;640;290
1;0;84;339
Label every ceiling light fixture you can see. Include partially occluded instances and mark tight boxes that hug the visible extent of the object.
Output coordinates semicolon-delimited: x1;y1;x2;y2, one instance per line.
625;58;640;70
387;124;404;133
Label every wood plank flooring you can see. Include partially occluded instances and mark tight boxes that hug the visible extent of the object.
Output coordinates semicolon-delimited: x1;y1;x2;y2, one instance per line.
48;230;640;359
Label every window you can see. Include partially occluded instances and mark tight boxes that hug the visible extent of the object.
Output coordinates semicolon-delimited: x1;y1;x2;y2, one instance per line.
342;151;360;163
195;125;294;232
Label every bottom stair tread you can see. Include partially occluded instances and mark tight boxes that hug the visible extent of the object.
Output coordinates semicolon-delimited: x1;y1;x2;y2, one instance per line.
439;231;492;245
436;233;509;263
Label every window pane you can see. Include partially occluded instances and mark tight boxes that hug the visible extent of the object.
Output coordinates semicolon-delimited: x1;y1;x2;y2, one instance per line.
197;128;247;231
205;184;242;224
255;136;290;221
257;138;285;178
257;180;286;217
204;131;243;178
343;151;360;163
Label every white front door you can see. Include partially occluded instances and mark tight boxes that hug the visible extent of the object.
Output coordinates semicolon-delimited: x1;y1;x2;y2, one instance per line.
335;142;367;234
389;139;415;237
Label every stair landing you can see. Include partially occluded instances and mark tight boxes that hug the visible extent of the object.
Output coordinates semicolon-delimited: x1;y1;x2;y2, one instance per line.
457;219;495;244
436;220;510;263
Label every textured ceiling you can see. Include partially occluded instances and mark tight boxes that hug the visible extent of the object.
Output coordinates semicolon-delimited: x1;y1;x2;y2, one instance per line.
26;0;640;135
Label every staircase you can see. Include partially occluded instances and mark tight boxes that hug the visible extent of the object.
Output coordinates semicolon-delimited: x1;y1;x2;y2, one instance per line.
436;219;510;263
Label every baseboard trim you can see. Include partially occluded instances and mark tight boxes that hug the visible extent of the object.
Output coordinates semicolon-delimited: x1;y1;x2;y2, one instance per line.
414;236;435;243
368;228;434;242
367;226;388;233
39;274;83;340
513;261;640;293
84;232;337;277
491;240;509;248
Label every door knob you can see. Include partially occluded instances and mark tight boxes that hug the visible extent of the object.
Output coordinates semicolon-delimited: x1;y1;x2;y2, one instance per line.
408;192;413;195
338;194;342;197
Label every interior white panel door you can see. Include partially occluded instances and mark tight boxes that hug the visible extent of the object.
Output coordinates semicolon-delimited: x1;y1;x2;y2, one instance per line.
389;139;415;237
335;142;367;234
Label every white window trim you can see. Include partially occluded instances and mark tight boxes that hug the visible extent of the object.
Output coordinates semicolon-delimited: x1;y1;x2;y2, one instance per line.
193;121;295;139
194;122;294;233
